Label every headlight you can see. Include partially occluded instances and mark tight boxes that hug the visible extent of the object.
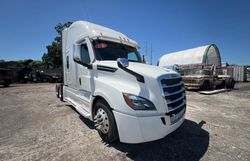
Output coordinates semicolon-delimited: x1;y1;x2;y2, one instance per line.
123;93;156;110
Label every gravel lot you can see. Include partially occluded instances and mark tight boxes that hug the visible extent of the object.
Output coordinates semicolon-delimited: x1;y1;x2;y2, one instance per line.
0;83;249;161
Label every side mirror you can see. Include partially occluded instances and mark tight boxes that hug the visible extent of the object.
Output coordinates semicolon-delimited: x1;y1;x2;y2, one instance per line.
117;58;144;83
173;64;180;71
73;44;81;62
117;58;129;68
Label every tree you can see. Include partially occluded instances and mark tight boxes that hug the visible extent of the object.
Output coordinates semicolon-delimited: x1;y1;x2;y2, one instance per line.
42;52;51;69
42;22;72;69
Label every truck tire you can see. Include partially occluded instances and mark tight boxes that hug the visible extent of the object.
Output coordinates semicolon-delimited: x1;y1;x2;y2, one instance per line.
94;99;119;143
225;78;235;89
3;81;10;87
60;84;64;101
56;85;60;98
216;80;225;89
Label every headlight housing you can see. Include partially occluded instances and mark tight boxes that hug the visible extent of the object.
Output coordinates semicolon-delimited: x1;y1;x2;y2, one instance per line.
123;93;156;110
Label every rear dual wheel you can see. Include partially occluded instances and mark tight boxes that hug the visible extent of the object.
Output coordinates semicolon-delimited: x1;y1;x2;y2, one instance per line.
56;85;60;98
56;84;63;101
94;99;118;143
3;81;10;87
225;78;235;89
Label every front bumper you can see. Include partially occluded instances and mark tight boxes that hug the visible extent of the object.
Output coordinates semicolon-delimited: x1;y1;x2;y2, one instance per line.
184;83;201;89
113;109;185;144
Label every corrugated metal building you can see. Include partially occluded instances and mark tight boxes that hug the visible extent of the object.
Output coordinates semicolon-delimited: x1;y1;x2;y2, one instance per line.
223;65;248;82
158;44;222;68
158;44;249;82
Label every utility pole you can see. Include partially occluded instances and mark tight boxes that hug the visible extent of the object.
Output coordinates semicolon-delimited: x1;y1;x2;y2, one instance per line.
150;44;153;65
144;43;148;64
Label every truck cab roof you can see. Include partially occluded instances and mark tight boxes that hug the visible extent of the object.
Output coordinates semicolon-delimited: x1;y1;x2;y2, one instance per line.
64;21;139;48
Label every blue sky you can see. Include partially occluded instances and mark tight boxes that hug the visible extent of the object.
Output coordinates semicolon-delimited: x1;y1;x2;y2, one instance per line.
0;0;249;65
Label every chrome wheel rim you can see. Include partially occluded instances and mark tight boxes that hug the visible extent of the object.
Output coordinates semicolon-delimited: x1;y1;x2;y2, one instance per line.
94;108;109;134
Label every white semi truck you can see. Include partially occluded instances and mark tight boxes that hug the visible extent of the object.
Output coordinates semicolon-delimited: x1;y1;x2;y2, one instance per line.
56;21;186;143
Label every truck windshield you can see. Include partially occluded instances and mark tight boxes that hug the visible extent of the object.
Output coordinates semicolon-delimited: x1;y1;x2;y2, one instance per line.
192;69;211;75
92;40;142;62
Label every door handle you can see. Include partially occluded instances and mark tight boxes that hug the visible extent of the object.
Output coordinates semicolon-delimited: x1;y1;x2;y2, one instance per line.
79;78;81;85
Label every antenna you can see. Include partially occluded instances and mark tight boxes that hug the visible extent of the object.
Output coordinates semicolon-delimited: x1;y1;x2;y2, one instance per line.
144;43;148;64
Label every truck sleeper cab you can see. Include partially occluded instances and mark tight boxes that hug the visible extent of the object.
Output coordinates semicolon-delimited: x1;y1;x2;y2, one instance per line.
57;21;186;143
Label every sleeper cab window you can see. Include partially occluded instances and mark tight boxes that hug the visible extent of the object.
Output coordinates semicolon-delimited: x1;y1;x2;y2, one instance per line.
80;44;91;64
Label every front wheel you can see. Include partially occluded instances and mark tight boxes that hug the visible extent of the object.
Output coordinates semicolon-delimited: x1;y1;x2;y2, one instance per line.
216;80;225;89
3;81;10;87
94;99;118;143
200;81;209;90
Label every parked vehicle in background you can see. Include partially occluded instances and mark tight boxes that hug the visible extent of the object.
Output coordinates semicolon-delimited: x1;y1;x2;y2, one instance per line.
29;70;62;83
0;68;12;87
180;68;235;90
182;69;214;90
158;44;236;90
56;21;186;143
247;67;250;81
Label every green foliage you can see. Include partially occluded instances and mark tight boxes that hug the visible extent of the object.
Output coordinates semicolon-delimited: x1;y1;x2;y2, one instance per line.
0;59;44;69
42;52;51;69
29;60;44;68
42;21;73;69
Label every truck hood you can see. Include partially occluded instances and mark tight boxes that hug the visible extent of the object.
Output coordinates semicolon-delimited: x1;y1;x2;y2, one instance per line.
95;61;180;114
182;75;207;79
97;61;178;79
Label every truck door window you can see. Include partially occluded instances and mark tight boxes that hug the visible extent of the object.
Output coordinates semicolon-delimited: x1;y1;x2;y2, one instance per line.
80;44;91;64
128;52;138;61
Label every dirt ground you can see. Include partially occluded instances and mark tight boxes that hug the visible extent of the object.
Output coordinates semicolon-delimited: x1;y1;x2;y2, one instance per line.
0;83;249;161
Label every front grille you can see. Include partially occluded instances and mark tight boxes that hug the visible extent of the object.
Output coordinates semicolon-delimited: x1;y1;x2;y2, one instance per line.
168;99;183;108
161;77;186;111
161;78;182;86
183;79;196;84
163;85;182;93
165;92;183;102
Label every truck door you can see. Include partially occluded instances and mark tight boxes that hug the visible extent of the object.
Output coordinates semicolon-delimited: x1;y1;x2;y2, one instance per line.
76;38;94;101
65;50;74;86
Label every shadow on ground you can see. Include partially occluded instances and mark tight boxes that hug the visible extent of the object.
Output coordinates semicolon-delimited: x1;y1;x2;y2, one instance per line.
67;105;209;161
0;85;17;88
67;105;95;129
108;119;209;161
187;88;234;95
